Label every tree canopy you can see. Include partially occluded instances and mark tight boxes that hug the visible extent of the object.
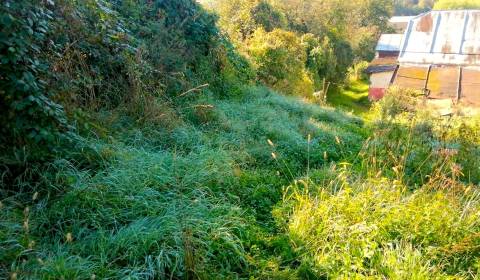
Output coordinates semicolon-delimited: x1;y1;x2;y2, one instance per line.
434;0;480;9
208;0;393;96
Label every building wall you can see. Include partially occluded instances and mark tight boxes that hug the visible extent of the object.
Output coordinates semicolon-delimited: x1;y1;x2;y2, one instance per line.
369;71;394;101
377;51;400;58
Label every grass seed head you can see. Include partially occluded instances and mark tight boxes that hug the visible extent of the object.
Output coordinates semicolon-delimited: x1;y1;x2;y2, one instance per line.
66;232;73;243
23;219;29;232
267;139;274;147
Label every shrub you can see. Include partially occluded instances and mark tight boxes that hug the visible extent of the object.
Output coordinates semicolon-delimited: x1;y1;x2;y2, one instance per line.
247;28;314;97
348;60;370;81
0;0;69;156
1;0;254;164
371;86;420;119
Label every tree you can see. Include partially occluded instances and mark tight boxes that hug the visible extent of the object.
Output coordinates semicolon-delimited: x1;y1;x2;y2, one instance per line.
302;34;337;85
251;1;288;32
212;0;286;42
434;0;480;9
248;28;313;96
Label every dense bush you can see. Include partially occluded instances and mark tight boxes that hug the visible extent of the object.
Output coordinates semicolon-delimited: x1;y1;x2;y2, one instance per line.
0;0;252;165
247;28;314;97
0;1;69;156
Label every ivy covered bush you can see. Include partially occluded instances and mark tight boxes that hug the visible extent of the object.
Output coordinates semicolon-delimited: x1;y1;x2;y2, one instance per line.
0;0;68;157
0;0;251;163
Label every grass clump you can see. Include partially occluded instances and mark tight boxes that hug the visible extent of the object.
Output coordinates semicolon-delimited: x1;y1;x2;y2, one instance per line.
279;176;480;278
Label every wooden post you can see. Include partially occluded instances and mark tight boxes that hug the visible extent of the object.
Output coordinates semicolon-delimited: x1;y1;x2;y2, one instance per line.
389;64;400;85
424;65;432;97
457;66;463;103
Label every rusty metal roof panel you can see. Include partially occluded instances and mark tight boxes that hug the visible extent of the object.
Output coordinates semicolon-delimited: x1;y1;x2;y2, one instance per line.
427;66;459;99
376;34;403;52
461;68;480;105
399;10;480;66
393;65;429;89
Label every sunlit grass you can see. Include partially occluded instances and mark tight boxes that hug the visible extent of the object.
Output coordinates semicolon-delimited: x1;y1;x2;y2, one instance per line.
281;177;480;278
327;79;371;117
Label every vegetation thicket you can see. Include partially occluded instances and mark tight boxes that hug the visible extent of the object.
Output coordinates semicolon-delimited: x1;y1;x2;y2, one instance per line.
1;0;480;279
209;0;393;97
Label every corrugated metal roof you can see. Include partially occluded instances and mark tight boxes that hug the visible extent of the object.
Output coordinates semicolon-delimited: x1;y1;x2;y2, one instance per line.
376;34;403;52
369;57;398;66
399;10;480;66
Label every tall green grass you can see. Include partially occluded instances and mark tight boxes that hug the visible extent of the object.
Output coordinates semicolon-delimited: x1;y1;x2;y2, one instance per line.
1;87;364;279
2;86;479;279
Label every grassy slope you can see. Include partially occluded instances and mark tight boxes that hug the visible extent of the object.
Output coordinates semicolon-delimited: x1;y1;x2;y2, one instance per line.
3;1;480;279
3;85;480;279
2;87;365;279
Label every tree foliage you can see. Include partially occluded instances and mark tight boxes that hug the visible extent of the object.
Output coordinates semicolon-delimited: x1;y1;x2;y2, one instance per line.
210;0;393;97
248;28;313;96
0;0;251;162
434;0;480;9
394;0;433;15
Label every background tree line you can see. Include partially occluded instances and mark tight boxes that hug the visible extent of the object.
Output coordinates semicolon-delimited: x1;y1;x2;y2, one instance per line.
201;0;480;98
205;0;394;97
394;0;480;15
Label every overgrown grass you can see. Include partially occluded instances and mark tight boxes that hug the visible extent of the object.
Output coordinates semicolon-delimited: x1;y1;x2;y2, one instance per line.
1;87;365;279
2;83;480;279
280;177;480;278
2;78;480;279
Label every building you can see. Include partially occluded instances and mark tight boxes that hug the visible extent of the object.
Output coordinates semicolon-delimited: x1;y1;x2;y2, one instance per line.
367;10;480;108
389;16;415;33
366;34;403;100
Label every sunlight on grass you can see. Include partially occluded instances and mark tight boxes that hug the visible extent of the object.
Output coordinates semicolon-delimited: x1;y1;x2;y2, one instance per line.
327;80;371;117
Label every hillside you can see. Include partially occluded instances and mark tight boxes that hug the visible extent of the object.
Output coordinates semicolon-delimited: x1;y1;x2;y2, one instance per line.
1;1;480;279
